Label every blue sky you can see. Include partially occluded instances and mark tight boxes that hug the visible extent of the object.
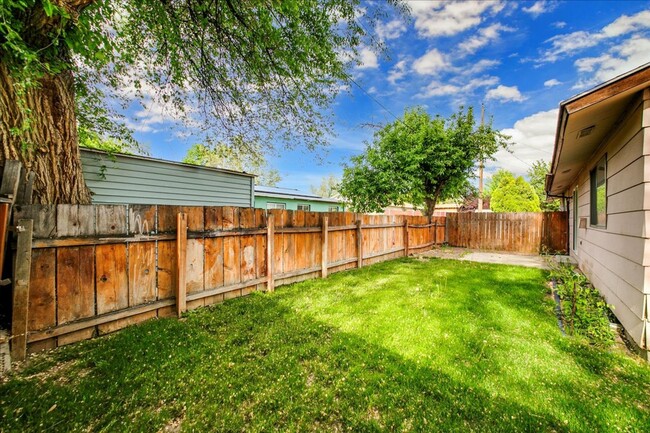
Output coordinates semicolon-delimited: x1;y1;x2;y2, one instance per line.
122;0;650;192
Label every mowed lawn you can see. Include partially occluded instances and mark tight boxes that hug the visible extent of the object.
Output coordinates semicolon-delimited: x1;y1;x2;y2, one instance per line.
1;258;649;432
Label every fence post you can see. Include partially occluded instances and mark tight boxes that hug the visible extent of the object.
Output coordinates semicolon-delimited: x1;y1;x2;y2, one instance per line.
267;213;275;292
433;221;437;245
356;220;363;268
404;220;409;257
11;218;32;362
321;216;328;278
176;212;187;317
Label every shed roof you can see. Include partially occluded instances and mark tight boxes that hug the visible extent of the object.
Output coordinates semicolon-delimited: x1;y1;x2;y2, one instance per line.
254;185;342;204
546;62;650;196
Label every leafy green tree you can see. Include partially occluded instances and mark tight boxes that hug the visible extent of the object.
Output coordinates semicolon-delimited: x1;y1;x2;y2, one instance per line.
79;129;147;156
490;176;541;212
183;142;281;187
339;107;509;218
484;169;515;198
0;0;404;203
311;175;340;198
528;159;560;211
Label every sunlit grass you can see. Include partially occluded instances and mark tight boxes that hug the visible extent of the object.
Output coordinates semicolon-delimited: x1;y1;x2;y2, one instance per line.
1;258;648;432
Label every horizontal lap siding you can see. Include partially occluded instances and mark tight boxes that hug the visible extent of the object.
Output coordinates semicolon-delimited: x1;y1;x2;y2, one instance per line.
568;98;649;349
80;150;253;207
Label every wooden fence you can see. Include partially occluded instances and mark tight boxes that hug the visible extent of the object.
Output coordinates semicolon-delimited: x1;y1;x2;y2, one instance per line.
10;204;445;358
446;211;568;254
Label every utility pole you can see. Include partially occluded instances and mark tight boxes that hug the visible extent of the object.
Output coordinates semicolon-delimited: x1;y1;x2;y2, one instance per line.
478;104;485;212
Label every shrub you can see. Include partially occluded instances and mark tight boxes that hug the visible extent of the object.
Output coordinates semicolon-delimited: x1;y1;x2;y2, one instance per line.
549;261;615;347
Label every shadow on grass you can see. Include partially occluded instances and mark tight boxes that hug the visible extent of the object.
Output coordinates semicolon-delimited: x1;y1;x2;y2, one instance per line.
1;258;648;432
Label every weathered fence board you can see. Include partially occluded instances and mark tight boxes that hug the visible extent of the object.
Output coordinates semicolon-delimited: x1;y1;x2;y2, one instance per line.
447;211;568;254
12;205;446;354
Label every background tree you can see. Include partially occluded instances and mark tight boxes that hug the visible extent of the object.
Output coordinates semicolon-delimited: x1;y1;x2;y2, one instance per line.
310;175;340;198
528;159;560;211
79;129;148;156
490;174;541;212
1;0;405;203
339;107;509;218
484;169;515;198
183;142;282;187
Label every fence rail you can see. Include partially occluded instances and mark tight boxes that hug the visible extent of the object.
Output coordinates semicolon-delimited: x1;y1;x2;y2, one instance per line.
10;204;445;358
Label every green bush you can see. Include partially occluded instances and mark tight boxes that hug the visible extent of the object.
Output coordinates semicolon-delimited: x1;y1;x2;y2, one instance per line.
549;262;615;347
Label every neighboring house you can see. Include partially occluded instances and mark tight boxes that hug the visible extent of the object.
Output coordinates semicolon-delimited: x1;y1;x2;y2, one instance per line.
80;148;255;206
546;63;650;359
254;186;344;212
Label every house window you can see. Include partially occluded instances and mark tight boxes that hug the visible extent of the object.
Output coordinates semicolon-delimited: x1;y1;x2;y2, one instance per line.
590;155;606;227
266;202;286;210
297;204;311;211
328;206;339;212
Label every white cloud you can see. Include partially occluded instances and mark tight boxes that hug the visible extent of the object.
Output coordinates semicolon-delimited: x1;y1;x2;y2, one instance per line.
376;18;407;41
522;1;557;18
388;59;408;84
418;76;499;98
543;78;561;87
552;21;567;29
541;9;650;63
413;49;449;75
573;36;650;88
458;23;514;54
409;1;504;38
602;10;650;37
485;85;527;102
358;48;379;69
489;109;558;175
461;59;501;75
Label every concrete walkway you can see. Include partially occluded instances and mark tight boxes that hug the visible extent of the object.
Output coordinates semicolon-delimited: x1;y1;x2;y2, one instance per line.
418;247;550;269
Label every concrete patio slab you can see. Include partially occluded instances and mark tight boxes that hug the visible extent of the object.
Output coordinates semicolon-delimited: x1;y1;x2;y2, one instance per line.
417;247;551;269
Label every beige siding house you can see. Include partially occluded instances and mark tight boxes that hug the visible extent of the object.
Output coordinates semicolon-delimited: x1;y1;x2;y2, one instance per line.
547;63;650;360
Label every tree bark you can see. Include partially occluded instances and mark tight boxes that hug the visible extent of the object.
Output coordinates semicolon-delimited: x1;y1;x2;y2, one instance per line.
0;63;91;204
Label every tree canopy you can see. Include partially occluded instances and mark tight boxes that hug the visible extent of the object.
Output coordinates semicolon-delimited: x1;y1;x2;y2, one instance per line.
338;107;509;218
310;175;340;198
0;0;405;203
489;171;541;212
183;142;281;187
528;159;560;211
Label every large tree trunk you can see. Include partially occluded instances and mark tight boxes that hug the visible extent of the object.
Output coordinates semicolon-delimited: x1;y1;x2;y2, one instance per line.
0;63;91;204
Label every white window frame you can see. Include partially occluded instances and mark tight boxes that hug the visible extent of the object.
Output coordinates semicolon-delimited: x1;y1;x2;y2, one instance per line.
297;204;311;211
266;202;286;210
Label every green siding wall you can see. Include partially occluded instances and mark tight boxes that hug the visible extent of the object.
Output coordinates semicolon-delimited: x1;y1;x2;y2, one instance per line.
81;149;254;206
254;196;344;212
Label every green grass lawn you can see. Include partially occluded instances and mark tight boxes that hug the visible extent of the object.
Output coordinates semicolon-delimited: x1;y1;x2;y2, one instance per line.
1;258;649;432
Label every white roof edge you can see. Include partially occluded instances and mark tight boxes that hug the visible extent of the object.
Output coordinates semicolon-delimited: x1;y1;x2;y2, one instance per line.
80;147;256;178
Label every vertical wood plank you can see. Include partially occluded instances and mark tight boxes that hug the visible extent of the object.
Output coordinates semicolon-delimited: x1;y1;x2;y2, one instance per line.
156;240;177;318
96;205;127;236
11;219;33;361
356;220;363;268
128;242;156;306
57;205;95;237
267;214;275;292
96;244;128;315
57;246;95;345
176;213;187;317
129;205;157;235
13;205;56;238
404;220;410;256
321;216;328;278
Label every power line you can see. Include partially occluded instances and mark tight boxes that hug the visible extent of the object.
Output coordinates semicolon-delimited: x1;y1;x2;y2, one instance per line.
349;78;403;124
